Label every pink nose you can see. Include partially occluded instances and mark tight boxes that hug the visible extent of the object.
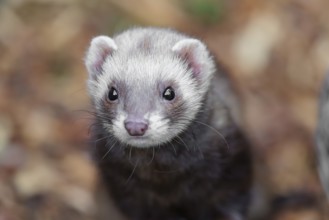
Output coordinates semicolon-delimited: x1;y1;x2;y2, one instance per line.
124;121;148;136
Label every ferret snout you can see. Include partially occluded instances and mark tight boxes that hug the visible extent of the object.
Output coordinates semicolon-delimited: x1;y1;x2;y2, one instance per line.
124;120;149;136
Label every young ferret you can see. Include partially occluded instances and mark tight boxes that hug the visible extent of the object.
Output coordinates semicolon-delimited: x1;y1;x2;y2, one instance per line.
85;27;252;220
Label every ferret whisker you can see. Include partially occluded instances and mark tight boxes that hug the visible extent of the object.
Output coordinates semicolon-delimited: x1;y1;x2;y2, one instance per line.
71;109;95;117
129;145;133;164
73;116;97;122
92;134;113;148
119;141;125;150
147;147;156;165
91;135;110;148
88;122;102;134
169;141;177;156
125;159;139;185
77;110;101;118
93;135;110;144
101;140;118;160
173;138;182;148
176;136;190;152
84;111;113;121
193;120;230;150
190;129;198;152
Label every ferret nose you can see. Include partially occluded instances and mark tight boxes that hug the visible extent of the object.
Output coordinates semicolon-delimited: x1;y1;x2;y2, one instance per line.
124;121;148;136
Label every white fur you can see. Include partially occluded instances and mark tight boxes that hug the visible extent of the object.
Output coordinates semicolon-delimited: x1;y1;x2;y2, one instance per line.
85;28;215;148
111;111;174;148
172;38;215;97
85;36;118;81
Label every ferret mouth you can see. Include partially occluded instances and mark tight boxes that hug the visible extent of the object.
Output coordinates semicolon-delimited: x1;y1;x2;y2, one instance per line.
125;136;156;148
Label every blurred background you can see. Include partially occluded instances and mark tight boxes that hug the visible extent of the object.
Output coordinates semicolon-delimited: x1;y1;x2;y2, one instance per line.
0;0;329;219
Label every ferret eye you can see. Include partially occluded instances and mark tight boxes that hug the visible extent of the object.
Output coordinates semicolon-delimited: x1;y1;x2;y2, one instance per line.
163;87;175;101
108;87;118;101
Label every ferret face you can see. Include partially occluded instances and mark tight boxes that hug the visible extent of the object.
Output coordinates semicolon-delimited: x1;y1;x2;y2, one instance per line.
85;28;214;148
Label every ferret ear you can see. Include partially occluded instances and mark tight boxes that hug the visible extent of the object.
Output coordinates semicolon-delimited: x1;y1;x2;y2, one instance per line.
85;36;118;80
172;39;213;81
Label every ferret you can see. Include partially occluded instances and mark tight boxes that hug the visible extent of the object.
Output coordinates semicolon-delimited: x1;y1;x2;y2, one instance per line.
85;27;252;220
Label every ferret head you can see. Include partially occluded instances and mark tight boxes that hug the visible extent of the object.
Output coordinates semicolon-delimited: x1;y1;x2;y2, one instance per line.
85;28;215;148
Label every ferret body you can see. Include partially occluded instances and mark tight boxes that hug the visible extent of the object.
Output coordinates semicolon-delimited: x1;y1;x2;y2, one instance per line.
85;27;252;220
